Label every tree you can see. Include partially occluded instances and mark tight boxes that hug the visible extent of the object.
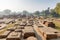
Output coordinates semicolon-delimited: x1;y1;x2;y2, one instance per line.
55;3;60;15
22;10;29;16
50;9;59;17
3;9;11;15
34;11;40;16
45;7;50;17
41;10;45;16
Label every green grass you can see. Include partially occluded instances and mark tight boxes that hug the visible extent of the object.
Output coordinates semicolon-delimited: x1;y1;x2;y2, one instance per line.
55;27;60;30
53;20;60;30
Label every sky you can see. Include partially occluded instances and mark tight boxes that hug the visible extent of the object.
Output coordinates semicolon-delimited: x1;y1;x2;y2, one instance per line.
0;0;60;12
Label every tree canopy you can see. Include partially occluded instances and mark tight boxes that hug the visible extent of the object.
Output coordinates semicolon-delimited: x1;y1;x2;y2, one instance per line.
55;3;60;14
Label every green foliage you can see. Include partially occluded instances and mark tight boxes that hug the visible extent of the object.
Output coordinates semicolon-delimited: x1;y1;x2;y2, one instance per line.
34;11;40;16
55;3;60;14
50;9;59;17
3;9;11;14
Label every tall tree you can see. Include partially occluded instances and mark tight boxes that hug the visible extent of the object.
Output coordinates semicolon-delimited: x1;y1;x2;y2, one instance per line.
50;9;58;17
55;3;60;15
45;7;50;17
34;11;40;16
22;10;29;16
3;9;11;15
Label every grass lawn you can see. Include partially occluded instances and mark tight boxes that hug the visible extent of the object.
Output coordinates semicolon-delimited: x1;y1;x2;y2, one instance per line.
53;20;60;30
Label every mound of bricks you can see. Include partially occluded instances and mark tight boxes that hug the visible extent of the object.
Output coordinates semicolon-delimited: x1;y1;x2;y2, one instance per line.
0;31;11;38
26;36;37;40
7;27;16;31
16;26;24;29
6;32;22;40
48;22;55;28
23;27;35;39
27;23;33;26
15;29;22;32
38;27;59;39
20;22;26;26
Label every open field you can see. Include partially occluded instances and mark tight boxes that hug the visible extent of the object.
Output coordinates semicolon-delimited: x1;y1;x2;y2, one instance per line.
0;18;60;40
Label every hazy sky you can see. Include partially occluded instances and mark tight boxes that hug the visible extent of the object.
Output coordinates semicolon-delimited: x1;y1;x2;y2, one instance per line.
0;0;60;12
